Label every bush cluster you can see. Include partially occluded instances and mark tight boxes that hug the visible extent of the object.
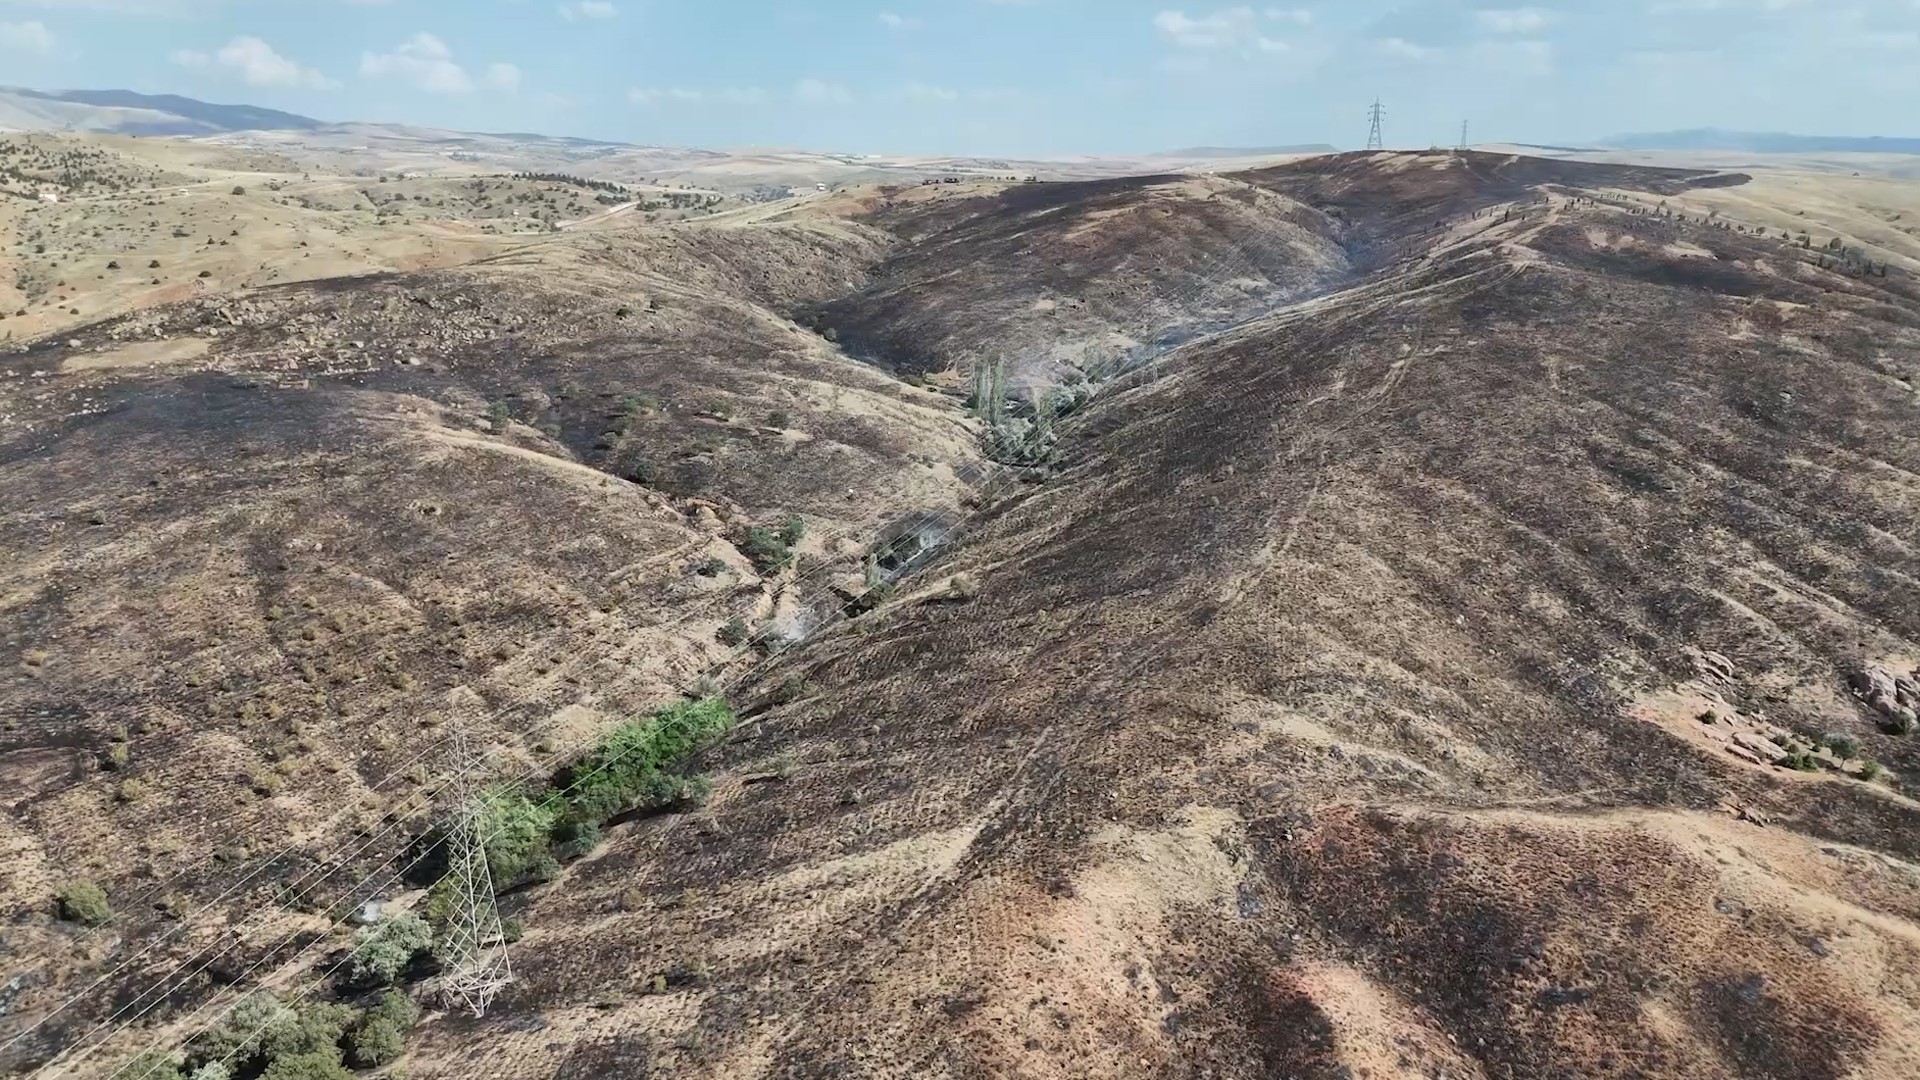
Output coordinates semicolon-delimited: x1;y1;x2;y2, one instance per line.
347;912;433;987
426;698;735;908
740;517;805;574
120;988;416;1080
56;880;112;926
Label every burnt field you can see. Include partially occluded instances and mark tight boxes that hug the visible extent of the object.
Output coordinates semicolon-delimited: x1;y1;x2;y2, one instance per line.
6;150;1920;1079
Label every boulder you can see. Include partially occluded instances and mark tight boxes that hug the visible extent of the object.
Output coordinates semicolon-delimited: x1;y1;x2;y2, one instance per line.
1851;666;1904;717
1895;674;1919;709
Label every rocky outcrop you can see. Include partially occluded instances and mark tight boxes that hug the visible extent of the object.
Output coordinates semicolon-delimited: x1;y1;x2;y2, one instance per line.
1851;665;1919;731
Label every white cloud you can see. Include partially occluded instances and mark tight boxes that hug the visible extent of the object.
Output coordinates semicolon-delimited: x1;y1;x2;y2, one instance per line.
1377;36;1435;60
628;85;765;106
904;80;960;102
558;1;617;20
0;19;54;54
1153;8;1257;49
1650;0;1809;10
484;62;521;91
1153;7;1301;54
878;11;919;30
1476;7;1551;33
795;77;853;103
198;35;338;89
360;32;479;94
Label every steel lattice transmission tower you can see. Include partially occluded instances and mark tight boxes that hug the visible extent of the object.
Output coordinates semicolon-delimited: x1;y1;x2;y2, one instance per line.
1366;99;1386;151
435;724;513;1017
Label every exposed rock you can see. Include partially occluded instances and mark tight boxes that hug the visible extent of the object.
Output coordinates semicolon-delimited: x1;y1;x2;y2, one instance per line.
1850;666;1897;703
1693;648;1737;684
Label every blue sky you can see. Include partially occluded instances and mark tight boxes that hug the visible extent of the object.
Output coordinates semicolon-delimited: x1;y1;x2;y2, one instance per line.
1;1;1916;155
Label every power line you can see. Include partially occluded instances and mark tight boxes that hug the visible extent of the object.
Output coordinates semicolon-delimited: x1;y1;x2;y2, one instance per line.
20;184;1293;1073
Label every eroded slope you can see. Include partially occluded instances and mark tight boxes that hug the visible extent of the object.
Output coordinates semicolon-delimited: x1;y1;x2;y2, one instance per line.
426;154;1920;1080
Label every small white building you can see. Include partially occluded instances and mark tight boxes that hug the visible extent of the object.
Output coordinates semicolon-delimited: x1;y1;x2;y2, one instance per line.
38;191;59;204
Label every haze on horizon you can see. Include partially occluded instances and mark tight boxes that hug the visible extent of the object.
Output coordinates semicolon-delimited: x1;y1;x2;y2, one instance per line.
1;0;1917;156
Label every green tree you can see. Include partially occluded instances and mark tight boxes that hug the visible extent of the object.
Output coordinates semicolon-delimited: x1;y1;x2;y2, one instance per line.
259;1051;352;1080
348;912;434;986
190;992;297;1071
350;990;419;1068
259;1001;359;1061
110;1050;183;1080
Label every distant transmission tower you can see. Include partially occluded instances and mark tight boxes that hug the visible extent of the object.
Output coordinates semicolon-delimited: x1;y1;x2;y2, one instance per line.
435;724;512;1017
1459;120;1469;150
1366;99;1386;151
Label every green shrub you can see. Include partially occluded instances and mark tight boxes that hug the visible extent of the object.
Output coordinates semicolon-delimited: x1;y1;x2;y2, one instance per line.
190;992;297;1070
476;787;562;884
189;1062;232;1080
717;617;749;646
1822;732;1860;760
259;1051;352;1080
767;410;791;427
350;991;418;1068
778;516;806;547
555;818;602;860
57;880;112;926
348;912;433;986
740;527;792;574
350;1018;404;1068
111;1050;184;1080
260;1002;359;1061
231;186;246;196
695;556;726;577
1861;760;1883;781
103;742;130;771
520;850;560;884
559;698;733;825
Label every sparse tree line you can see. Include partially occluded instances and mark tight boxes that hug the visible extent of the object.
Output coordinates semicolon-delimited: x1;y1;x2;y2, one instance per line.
967;358;1090;468
500;171;628;193
92;693;738;1079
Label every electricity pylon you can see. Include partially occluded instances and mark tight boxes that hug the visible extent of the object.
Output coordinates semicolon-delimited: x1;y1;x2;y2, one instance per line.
1366;99;1386;151
435;724;512;1016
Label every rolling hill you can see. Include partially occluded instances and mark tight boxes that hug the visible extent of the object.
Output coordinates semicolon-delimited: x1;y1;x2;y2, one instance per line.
4;132;1920;1079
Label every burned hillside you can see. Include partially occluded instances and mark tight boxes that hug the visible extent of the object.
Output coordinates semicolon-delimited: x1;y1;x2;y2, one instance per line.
6;150;1920;1080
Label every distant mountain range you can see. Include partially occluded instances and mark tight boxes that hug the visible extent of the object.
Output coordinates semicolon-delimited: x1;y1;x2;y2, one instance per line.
0;86;322;136
1166;144;1339;158
1603;129;1920;155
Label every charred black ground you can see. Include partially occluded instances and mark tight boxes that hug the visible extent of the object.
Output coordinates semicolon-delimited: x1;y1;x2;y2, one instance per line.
5;150;1920;1080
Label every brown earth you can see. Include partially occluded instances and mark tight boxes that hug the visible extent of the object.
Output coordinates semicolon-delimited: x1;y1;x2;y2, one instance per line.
4;147;1920;1080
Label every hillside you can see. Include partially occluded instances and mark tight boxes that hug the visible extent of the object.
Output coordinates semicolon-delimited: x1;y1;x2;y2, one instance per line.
1607;129;1920;155
3;144;1920;1080
0;88;321;137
